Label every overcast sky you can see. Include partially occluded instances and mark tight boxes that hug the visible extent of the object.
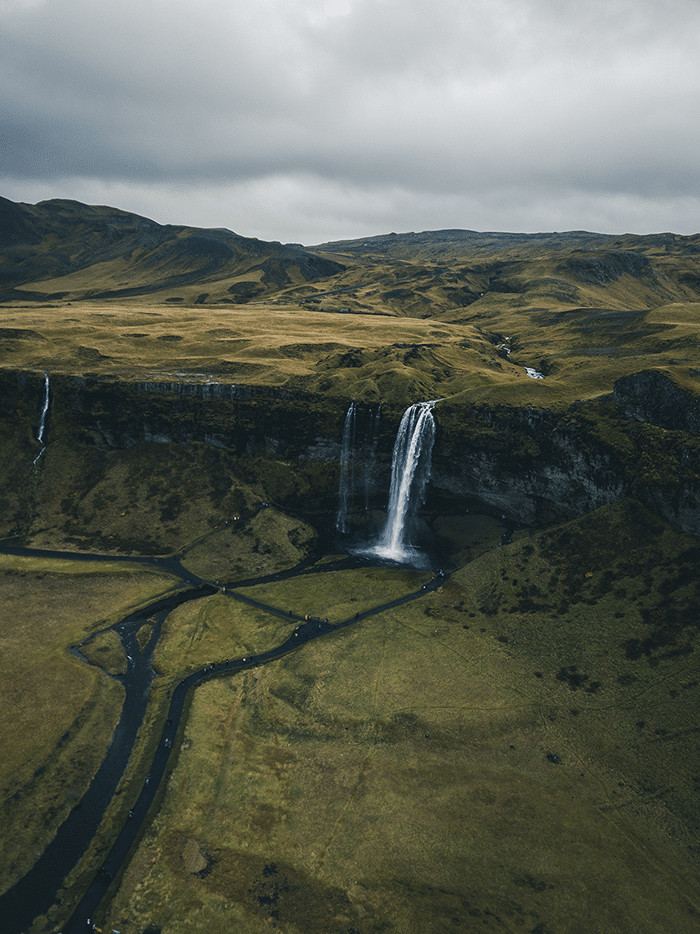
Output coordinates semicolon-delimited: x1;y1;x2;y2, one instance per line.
2;0;699;244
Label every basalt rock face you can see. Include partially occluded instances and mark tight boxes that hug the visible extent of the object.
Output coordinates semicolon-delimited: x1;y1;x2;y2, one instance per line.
431;404;626;526
49;373;343;456
433;391;700;536
3;368;700;539
613;370;700;432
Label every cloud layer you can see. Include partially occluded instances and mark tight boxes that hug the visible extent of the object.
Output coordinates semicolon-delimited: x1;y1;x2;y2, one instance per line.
2;0;699;242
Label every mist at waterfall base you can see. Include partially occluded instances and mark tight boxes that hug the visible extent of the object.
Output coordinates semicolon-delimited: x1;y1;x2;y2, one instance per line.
337;401;439;568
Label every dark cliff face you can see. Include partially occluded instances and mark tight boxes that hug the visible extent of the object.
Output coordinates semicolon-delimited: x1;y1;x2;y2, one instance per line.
613;370;700;432
2;368;699;547
431;404;627;526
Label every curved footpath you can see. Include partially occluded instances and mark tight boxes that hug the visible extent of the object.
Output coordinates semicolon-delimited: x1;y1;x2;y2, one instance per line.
0;542;447;934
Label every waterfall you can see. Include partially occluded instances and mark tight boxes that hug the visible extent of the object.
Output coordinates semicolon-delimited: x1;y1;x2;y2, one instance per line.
364;403;381;511
335;402;357;534
374;401;437;562
33;371;50;471
37;371;50;444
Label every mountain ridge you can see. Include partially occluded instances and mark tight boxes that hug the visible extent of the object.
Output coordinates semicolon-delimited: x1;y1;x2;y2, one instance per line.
0;196;345;303
3;196;700;310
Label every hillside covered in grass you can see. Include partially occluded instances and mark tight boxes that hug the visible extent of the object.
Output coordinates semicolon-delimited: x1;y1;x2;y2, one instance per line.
2;197;700;407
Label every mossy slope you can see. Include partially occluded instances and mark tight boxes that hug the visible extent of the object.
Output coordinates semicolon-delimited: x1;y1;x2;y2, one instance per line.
101;499;700;934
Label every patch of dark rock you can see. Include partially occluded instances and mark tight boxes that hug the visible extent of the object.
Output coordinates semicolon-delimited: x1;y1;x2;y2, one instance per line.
195;852;217;879
227;280;265;302
77;345;109;361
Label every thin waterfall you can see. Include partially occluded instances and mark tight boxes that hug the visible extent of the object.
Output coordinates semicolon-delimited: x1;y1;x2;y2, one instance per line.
335;402;357;534
374;400;437;562
33;371;50;471
364;402;381;511
37;371;50;444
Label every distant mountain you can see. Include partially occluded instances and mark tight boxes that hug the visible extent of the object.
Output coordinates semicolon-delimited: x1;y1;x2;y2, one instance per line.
311;227;700;262
309;226;700;319
3;198;700;317
0;197;345;303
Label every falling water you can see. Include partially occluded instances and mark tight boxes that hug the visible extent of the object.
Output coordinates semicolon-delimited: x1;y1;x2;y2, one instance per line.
37;371;50;444
373;400;437;562
33;371;50;472
335;402;357;534
364;403;381;511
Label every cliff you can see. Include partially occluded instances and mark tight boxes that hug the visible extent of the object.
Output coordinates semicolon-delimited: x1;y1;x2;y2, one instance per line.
1;367;699;553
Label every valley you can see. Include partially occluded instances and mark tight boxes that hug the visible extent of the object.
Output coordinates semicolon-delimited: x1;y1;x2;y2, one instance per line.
1;197;699;933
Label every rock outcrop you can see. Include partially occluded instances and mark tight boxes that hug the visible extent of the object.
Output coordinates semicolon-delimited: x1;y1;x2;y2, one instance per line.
613;369;700;432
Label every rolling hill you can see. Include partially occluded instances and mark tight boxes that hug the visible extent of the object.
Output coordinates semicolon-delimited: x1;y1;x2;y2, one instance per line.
0;196;345;304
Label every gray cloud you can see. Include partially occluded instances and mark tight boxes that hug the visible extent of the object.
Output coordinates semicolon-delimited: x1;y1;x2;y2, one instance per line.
2;0;699;242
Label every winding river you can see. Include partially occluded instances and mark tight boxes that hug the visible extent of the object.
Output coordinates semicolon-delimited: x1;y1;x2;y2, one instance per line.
0;539;447;934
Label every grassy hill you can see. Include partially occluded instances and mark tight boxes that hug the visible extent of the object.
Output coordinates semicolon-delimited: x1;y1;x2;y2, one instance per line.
2;198;699;407
0;197;345;305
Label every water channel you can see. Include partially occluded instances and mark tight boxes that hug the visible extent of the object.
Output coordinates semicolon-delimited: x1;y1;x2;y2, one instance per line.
0;538;447;934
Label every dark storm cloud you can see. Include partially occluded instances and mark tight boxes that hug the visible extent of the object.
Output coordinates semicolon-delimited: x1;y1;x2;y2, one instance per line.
1;0;699;242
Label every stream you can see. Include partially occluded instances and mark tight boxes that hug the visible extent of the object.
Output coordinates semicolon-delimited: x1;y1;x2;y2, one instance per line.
0;540;447;934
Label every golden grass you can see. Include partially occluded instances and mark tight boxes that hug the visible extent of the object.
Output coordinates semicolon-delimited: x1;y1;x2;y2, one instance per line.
3;293;698;407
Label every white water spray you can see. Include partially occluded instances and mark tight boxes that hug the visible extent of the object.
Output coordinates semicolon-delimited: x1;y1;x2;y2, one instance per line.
373;400;438;563
335;402;357;534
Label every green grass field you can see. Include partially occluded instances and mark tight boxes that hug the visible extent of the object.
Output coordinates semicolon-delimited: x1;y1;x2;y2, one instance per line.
99;501;700;934
0;558;184;897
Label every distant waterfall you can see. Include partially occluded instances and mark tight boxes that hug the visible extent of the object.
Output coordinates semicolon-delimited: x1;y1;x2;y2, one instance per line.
33;371;50;471
335;402;357;534
374;401;437;562
37;371;50;444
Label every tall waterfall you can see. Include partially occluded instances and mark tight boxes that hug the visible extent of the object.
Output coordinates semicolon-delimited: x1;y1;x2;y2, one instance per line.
374;400;437;562
37;371;50;444
335;402;357;534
